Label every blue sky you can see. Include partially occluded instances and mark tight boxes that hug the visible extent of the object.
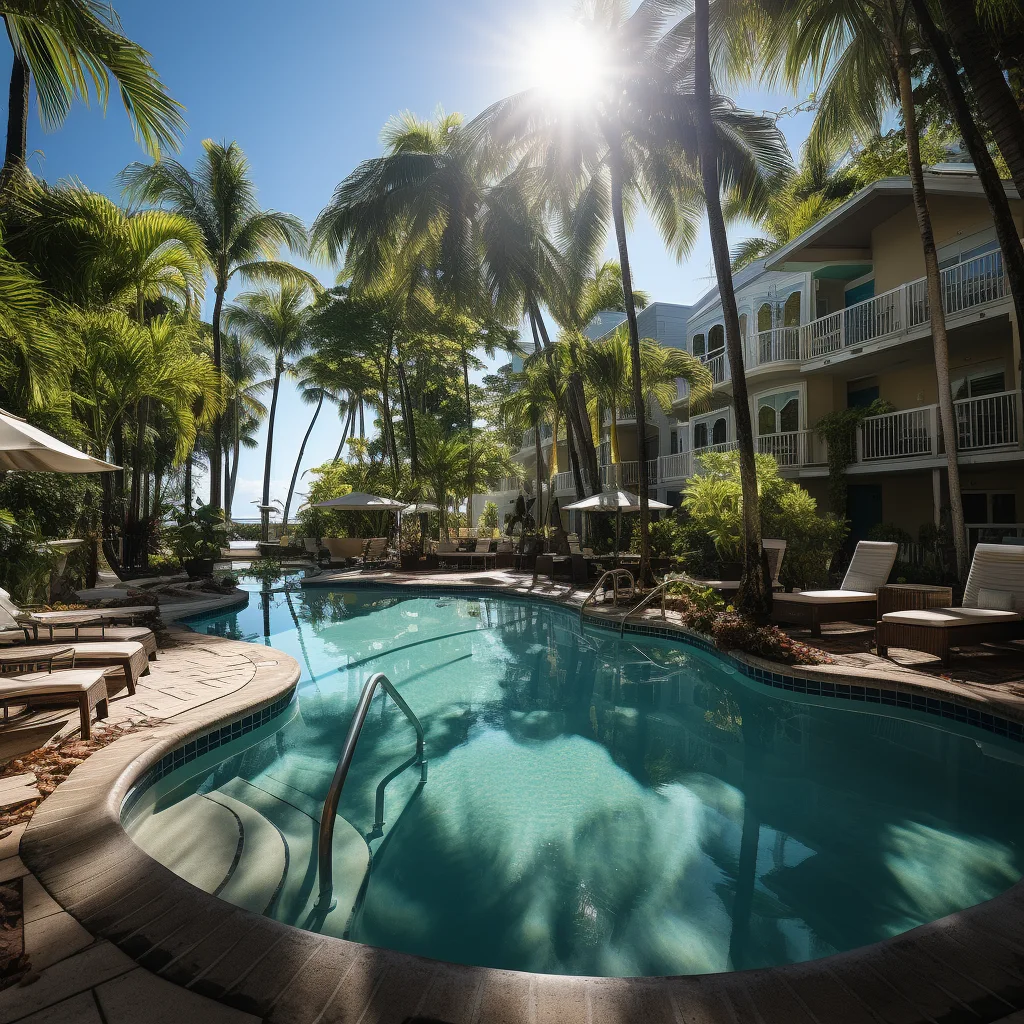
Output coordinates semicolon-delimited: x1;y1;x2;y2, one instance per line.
6;0;814;517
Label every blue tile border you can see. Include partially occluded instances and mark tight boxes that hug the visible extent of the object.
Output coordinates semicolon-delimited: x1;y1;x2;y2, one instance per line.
121;686;295;817
301;577;1024;744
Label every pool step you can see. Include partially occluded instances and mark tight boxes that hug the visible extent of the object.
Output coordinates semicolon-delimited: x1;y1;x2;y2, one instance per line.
202;790;289;914
130;793;240;894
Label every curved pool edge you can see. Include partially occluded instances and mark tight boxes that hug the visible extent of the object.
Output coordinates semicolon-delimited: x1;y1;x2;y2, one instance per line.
17;591;1024;1023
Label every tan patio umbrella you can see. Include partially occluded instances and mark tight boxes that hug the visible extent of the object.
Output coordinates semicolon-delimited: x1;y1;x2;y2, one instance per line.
563;490;672;565
0;409;119;473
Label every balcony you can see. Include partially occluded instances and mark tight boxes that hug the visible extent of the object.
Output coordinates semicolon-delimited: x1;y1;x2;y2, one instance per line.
800;249;1010;363
857;391;1018;462
602;401;650;426
704;350;729;384
520;423;554;450
757;430;827;467
599;460;659;488
757;326;801;365
552;470;575;494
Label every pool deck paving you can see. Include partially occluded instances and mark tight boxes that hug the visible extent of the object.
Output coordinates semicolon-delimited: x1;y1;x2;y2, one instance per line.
4;569;1024;1022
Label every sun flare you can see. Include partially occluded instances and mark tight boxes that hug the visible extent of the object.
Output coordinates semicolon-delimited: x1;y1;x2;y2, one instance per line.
525;22;609;105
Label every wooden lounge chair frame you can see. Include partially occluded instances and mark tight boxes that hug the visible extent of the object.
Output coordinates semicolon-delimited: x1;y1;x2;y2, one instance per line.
0;670;111;739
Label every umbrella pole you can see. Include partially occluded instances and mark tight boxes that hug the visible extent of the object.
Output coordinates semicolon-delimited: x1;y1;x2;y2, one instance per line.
615;508;621;570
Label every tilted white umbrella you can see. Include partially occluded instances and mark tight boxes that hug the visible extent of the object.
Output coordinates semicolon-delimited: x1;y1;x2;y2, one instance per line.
0;409;119;473
562;490;672;565
403;502;439;514
313;492;407;510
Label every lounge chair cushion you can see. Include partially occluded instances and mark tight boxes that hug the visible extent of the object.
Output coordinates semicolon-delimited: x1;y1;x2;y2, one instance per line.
881;607;1022;628
0;668;111;698
962;543;1024;610
774;590;877;605
841;541;898;593
979;588;1016;611
25;625;157;658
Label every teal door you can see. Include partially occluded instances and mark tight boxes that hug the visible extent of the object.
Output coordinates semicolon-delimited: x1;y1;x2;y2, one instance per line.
847;484;882;544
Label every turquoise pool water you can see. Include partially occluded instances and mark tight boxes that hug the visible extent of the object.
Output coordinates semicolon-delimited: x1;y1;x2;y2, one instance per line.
127;586;1024;977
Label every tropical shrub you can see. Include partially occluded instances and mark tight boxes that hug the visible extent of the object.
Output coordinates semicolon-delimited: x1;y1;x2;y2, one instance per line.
0;509;58;602
477;501;499;537
682;451;847;589
165;503;226;564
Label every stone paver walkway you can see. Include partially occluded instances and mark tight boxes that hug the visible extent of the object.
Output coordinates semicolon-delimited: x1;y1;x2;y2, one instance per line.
0;628;280;1024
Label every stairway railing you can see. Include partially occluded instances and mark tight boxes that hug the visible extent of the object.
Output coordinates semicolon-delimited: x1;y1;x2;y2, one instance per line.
619;573;700;636
316;672;425;906
579;569;636;624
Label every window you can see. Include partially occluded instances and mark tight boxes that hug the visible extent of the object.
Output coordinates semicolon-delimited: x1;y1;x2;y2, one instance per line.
712;417;727;444
757;302;773;334
708;324;725;353
951;367;1006;401
692;414;728;449
783;291;801;327
738;313;748;340
940;236;999;271
964;491;1017;524
669;429;678;455
757;389;800;436
693;421;708;448
691;333;705;357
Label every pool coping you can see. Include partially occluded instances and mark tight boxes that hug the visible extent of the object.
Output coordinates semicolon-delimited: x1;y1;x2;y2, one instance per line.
17;579;1024;1023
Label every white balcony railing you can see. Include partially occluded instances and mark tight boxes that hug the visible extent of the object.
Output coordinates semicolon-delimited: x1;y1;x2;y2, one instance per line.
801;249;1010;361
955;390;1018;451
860;406;938;461
552;470;575;493
757;327;801;365
658;450;693;481
703;350;729;384
757;430;827;467
599;460;659;488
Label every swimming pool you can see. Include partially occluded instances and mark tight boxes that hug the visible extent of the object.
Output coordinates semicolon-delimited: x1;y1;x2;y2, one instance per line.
124;585;1024;978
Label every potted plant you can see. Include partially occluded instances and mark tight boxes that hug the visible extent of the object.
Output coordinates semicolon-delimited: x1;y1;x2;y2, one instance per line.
167;502;226;578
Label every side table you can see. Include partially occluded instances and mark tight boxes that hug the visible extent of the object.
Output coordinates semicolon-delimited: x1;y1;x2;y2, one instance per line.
876;583;953;619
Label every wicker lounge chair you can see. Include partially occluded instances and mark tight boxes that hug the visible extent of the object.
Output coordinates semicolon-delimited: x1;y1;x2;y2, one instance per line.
771;540;898;636
0;623;157;659
0;587;156;634
0;640;149;696
0;668;112;739
701;539;788;595
876;543;1024;665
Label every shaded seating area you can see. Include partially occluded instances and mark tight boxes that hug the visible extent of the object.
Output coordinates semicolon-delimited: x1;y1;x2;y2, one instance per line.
877;543;1024;666
435;537;497;570
771;540;898;636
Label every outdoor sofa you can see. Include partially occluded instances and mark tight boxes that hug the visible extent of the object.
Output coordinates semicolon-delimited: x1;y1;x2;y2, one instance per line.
876;542;1024;666
771;540;899;636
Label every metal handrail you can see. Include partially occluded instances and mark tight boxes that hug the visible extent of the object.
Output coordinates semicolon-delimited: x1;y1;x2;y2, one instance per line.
316;672;425;906
579;568;636;623
619;573;700;636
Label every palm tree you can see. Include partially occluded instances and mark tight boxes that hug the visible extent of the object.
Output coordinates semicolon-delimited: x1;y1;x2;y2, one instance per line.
281;352;341;528
580;327;632;467
472;0;788;584
762;0;969;577
222;333;270;520
574;260;651;327
120;140;317;509
1;0;184;173
500;364;554;531
225;283;316;542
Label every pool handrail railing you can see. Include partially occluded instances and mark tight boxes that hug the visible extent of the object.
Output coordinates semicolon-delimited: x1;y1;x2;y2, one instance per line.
579;569;636;624
618;572;700;636
316;671;425;907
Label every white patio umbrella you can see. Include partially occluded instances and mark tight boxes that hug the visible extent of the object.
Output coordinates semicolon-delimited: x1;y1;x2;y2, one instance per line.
314;492;407;510
402;502;439;514
562;490;672;564
0;409;118;473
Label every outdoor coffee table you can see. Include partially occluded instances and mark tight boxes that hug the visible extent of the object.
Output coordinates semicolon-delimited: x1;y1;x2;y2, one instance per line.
876;583;954;619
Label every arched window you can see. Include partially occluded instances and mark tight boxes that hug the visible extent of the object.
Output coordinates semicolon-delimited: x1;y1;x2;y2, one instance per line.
691;333;705;357
738;313;748;341
784;291;801;327
693;421;709;449
708;324;725;352
757;302;773;334
712;416;727;445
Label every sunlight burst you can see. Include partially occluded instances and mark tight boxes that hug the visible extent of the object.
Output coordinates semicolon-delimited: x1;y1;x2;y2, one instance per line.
525;22;610;105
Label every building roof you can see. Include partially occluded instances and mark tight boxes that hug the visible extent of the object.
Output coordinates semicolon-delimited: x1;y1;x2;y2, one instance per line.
765;172;1021;271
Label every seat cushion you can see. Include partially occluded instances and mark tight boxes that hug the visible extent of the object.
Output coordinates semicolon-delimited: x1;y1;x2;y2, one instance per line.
881;607;1022;628
979;588;1016;611
774;590;876;605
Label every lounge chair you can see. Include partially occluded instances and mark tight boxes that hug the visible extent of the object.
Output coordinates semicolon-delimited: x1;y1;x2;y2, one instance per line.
771;540;898;636
877;543;1024;666
0;668;112;740
441;537;494;570
363;537;389;565
0;588;159;654
701;539;788;595
0;641;148;696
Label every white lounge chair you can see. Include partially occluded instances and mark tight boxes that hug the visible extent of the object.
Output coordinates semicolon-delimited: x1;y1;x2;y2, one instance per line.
771;540;898;636
877;543;1024;665
0;588;159;654
0;640;149;695
0;668;113;739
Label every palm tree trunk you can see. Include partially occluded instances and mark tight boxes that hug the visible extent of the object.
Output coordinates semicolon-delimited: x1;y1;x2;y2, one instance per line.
563;400;586;499
934;0;1024;196
3;38;28;173
896;55;968;580
359;400;365;439
396;354;418;473
227;438;240;518
535;428;545;542
283;391;324;527
209;283;226;510
695;0;767;616
184;453;193;513
608;155;652;585
262;367;283;544
334;403;354;461
912;0;1024;400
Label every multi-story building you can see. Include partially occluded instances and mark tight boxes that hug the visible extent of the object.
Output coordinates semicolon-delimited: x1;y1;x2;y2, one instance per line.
478;169;1024;548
